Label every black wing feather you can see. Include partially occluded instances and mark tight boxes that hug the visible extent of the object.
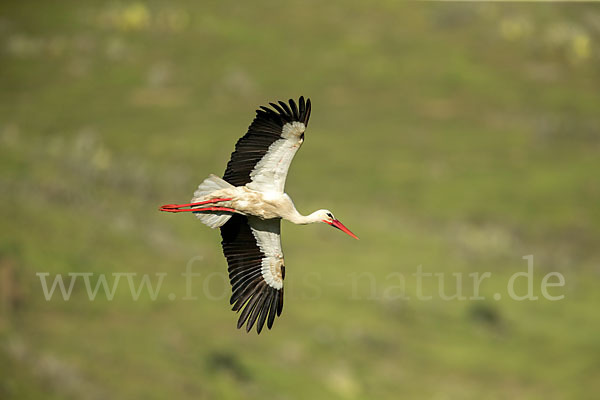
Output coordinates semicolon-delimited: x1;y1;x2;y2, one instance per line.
267;290;279;329
298;97;305;120
277;100;293;117
256;290;274;334
289;98;299;120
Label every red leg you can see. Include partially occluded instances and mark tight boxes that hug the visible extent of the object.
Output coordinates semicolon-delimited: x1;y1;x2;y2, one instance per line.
159;198;234;213
160;206;238;213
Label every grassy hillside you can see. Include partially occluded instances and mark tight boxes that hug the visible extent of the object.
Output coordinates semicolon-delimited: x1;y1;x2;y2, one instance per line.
1;1;599;399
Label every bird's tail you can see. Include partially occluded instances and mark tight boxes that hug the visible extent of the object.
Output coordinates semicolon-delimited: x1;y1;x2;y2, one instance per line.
191;174;235;228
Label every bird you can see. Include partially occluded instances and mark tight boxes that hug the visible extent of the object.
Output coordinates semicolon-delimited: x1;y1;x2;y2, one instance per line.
159;96;358;334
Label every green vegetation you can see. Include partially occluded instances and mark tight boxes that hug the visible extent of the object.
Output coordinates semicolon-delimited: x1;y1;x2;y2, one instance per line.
1;1;599;399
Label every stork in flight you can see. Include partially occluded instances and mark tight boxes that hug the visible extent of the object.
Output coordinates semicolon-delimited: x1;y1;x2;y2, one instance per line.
159;97;358;333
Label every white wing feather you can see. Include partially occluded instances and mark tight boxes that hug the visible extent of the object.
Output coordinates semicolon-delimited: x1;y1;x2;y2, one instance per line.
248;217;284;290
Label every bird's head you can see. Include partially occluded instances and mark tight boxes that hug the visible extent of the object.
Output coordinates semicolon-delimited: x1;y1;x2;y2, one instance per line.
316;209;359;240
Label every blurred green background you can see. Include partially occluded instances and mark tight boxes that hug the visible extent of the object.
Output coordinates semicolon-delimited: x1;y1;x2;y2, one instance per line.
1;1;599;399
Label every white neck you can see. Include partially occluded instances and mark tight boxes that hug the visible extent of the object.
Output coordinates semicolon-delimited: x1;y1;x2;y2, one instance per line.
286;209;323;225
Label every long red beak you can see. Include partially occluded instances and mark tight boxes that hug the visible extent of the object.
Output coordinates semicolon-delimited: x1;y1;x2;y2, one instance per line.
326;219;359;240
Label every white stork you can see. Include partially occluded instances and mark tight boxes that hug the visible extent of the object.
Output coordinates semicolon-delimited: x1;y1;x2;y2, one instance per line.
159;96;358;333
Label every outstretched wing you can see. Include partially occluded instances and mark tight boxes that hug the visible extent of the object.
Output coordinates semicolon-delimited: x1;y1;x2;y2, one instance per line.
220;214;285;333
223;96;311;193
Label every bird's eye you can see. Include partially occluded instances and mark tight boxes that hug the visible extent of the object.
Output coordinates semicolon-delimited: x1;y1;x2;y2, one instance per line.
326;212;333;219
